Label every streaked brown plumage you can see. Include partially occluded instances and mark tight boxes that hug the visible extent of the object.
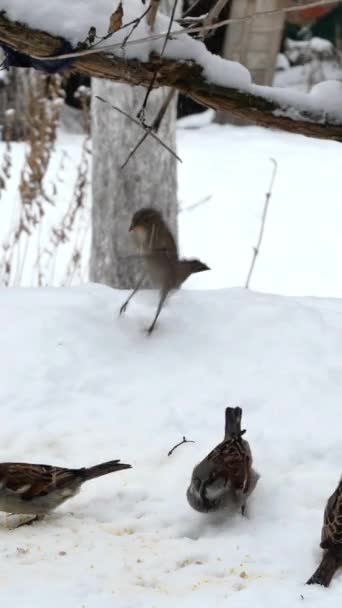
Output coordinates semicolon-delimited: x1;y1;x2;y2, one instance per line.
0;459;132;522
307;478;342;587
119;208;209;333
187;407;259;515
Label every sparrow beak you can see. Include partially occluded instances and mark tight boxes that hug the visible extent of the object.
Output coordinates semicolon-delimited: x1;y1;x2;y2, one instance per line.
128;223;134;232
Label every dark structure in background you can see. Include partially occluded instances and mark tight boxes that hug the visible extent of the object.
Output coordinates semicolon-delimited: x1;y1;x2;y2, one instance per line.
282;3;342;51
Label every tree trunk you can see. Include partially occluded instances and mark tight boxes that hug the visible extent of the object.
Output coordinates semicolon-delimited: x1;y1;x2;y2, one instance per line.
90;1;179;289
90;81;178;288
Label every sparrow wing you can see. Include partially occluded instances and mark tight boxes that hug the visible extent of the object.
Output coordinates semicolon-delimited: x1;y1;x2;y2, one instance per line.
0;463;79;500
208;439;251;492
321;480;342;548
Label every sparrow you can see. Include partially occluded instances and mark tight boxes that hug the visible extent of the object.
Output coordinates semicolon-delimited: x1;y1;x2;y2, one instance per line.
187;406;259;515
307;477;342;587
0;459;131;524
119;207;209;334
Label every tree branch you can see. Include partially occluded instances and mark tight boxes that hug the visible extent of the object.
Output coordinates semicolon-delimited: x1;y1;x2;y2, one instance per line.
1;13;342;142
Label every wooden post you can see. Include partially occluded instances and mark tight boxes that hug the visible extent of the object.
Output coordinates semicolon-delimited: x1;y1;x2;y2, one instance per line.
217;0;286;123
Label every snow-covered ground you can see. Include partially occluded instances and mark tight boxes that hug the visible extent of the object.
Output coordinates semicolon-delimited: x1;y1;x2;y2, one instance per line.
178;112;342;298
0;283;341;607
0;285;342;608
1;113;342;297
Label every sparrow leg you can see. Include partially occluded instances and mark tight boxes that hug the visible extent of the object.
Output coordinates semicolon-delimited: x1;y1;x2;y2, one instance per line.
146;289;168;335
306;551;340;587
241;503;247;517
119;274;145;315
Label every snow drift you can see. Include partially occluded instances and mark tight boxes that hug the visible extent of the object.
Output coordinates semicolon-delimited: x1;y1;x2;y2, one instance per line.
0;283;340;606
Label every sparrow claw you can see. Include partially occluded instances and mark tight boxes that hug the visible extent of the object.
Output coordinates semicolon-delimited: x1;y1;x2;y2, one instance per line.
14;514;44;528
119;303;127;316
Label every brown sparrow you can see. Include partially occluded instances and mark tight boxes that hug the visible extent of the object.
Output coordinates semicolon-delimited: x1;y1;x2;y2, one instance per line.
187;407;259;515
307;477;342;587
0;459;131;524
119;208;209;334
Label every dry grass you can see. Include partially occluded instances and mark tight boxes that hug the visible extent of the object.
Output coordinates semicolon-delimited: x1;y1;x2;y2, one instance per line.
0;72;91;287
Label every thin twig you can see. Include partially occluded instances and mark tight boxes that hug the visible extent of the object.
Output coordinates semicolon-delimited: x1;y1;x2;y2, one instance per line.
122;87;176;168
168;436;195;456
183;0;204;18
121;5;152;48
179;194;212;213
87;5;152;50
161;0;180;56
153;87;176;131
95;95;182;166
245;158;278;289
199;0;231;40
125;0;179;166
137;0;179;124
177;0;338;38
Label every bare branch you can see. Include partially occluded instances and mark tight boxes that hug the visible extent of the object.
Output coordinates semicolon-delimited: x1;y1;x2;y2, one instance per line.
94;95;182;167
137;0;179;123
245;158;278;289
199;0;231;39
121;88;176;168
178;0;339;38
183;0;204;18
168;436;195;456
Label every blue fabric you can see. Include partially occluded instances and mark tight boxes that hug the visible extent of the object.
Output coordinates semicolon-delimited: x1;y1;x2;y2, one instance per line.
1;41;74;73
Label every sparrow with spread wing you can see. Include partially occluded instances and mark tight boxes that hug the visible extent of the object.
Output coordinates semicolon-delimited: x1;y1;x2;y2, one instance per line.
120;208;209;334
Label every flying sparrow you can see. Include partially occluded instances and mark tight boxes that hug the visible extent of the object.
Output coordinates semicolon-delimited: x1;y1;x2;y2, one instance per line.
119;207;209;334
187;406;259;515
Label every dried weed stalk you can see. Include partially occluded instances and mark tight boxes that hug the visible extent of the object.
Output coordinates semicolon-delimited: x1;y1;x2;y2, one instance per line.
0;109;14;197
0;74;91;286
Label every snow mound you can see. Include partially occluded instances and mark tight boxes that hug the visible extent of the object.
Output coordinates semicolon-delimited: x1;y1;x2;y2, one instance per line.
0;283;341;606
310;80;342;116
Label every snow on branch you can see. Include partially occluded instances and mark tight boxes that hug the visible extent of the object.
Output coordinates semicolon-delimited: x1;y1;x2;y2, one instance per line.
1;9;342;142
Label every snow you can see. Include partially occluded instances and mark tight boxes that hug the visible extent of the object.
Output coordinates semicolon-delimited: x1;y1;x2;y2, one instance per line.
309;80;342;115
0;0;251;88
274;37;342;93
303;37;334;55
0;283;341;606
1;117;342;296
177;118;342;298
2;0;342;121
